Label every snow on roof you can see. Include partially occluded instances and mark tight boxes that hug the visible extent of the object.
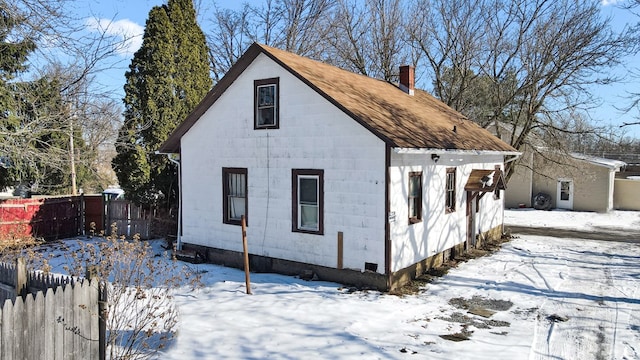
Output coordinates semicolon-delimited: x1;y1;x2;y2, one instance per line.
570;153;626;170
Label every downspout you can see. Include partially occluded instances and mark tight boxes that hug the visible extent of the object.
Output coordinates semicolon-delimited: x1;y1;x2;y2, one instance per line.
166;153;182;250
384;143;392;290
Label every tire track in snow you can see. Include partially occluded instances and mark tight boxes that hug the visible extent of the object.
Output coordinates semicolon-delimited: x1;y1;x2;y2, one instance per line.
596;268;615;360
607;261;640;359
532;263;554;292
527;254;569;360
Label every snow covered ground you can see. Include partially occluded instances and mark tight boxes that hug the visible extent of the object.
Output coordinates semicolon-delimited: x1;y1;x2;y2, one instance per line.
505;208;640;232
42;210;640;359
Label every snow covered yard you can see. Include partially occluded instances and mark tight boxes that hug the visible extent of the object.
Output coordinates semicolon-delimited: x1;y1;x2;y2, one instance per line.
39;210;640;359
156;210;640;359
504;208;640;233
158;234;640;359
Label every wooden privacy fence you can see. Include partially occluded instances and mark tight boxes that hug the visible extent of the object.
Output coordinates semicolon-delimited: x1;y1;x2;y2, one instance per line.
0;259;105;360
0;196;83;241
0;194;161;241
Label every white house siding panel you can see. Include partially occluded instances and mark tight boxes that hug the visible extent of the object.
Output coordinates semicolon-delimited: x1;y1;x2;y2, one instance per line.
180;53;387;272
389;153;505;272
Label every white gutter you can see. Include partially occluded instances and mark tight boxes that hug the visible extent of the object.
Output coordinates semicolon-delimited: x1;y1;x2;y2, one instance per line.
157;151;182;251
393;148;521;238
505;154;520;163
393;148;521;157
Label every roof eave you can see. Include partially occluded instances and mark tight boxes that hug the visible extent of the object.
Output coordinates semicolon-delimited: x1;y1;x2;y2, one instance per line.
393;148;521;157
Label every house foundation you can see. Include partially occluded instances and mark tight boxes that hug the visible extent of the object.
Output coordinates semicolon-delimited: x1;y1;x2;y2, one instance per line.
181;225;503;292
182;243;389;290
388;225;503;291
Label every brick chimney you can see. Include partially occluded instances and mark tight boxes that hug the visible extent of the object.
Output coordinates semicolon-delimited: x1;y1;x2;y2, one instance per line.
399;65;415;96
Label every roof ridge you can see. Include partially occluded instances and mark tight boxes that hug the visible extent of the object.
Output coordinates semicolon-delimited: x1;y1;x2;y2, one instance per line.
159;42;517;154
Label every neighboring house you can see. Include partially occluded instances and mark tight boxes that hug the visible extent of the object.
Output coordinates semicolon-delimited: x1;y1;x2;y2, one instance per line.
158;43;519;290
505;148;626;212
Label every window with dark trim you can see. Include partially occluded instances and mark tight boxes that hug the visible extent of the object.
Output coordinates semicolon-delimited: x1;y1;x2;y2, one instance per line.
223;168;247;225
445;167;456;213
408;172;422;224
254;78;279;129
292;169;323;234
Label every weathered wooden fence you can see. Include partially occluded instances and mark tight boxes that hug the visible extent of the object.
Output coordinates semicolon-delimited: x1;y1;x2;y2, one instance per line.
106;199;151;239
0;259;105;360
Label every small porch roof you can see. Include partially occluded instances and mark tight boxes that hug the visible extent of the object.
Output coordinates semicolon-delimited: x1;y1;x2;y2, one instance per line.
464;169;507;192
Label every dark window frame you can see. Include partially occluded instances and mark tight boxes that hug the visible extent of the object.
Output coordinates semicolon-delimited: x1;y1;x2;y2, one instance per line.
254;77;279;129
222;167;248;226
445;167;456;213
292;169;324;235
408;171;422;224
494;187;501;200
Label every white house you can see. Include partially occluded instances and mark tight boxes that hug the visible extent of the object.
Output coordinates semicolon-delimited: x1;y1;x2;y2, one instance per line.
159;43;519;290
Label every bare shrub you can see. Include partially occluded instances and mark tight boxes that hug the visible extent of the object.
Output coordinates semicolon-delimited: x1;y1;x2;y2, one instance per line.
64;223;201;360
0;224;41;253
0;224;48;268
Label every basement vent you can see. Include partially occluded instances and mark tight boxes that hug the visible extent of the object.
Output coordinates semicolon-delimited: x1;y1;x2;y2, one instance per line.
364;262;378;272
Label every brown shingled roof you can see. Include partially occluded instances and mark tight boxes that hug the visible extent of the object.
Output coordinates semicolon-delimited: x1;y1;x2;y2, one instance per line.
159;43;516;153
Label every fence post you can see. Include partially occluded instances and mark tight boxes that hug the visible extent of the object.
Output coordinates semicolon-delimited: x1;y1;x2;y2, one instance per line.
86;266;106;360
98;280;107;360
85;266;98;280
15;257;27;297
241;215;251;295
80;193;85;236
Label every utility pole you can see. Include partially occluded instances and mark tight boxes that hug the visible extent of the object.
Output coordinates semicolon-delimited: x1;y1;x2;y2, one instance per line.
69;107;77;195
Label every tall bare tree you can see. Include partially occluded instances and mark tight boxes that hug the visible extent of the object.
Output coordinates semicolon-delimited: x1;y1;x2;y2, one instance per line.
408;0;635;179
407;0;487;114
206;0;334;80
325;0;410;81
2;0;137;193
618;0;640;127
207;5;252;82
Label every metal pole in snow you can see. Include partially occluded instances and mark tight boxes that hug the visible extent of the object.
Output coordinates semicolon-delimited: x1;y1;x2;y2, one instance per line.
241;215;252;294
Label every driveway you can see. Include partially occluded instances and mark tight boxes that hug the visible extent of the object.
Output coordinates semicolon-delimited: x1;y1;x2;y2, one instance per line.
506;225;640;243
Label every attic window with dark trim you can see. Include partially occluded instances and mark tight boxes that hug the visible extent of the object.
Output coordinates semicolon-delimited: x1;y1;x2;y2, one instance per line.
408;172;422;224
445;167;456;213
254;78;279;129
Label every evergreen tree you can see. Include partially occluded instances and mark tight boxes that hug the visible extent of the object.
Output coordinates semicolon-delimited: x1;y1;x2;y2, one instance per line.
113;0;211;208
3;76;90;194
0;4;36;188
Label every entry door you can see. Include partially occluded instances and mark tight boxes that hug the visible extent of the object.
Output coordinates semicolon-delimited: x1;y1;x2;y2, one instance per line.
466;191;477;248
557;179;573;210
